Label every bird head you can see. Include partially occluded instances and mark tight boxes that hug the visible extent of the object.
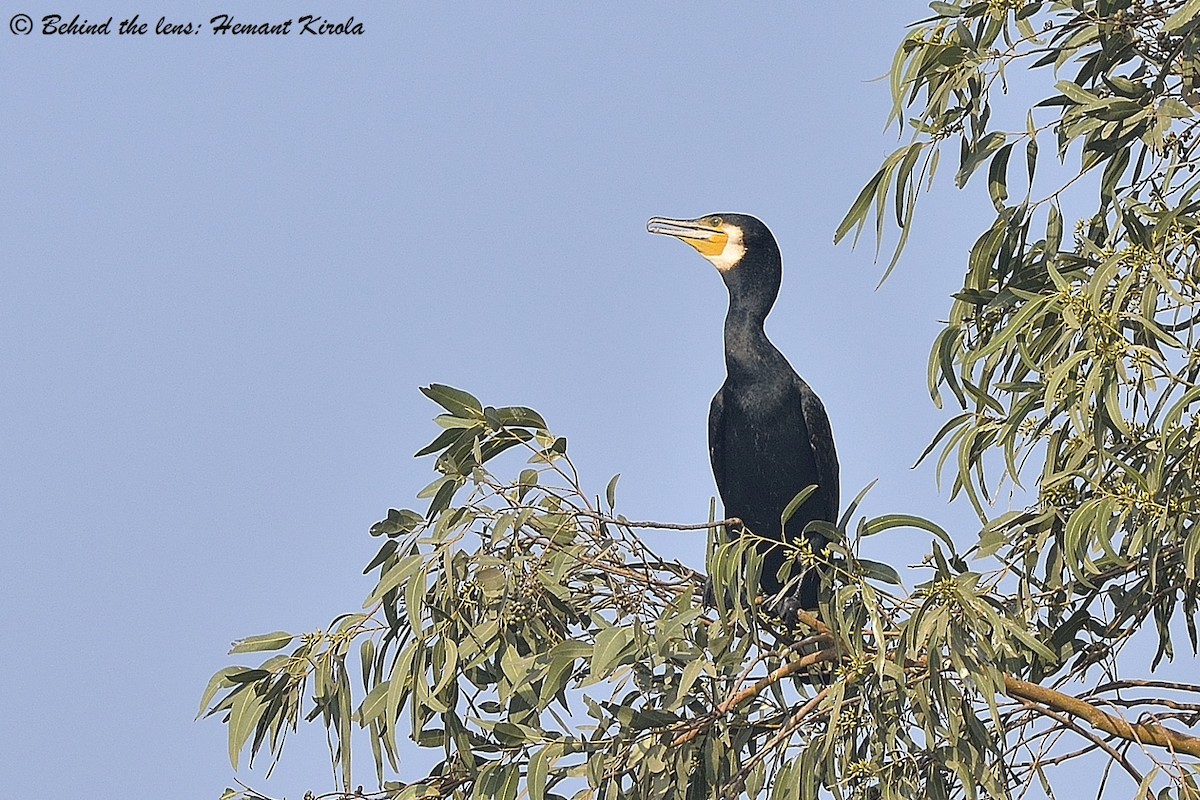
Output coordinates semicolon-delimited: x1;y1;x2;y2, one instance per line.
646;214;749;272
647;213;782;299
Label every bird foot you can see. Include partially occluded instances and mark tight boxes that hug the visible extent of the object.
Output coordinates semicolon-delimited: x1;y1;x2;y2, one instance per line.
767;593;805;625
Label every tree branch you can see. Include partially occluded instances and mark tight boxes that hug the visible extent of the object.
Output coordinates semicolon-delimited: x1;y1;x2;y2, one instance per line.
1004;675;1200;759
573;509;744;531
672;646;837;746
1013;696;1145;784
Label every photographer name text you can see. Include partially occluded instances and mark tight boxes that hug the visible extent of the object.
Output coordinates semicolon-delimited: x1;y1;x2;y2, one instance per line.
21;13;363;36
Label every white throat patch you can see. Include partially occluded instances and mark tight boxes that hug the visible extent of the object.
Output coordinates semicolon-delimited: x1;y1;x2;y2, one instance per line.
704;224;746;273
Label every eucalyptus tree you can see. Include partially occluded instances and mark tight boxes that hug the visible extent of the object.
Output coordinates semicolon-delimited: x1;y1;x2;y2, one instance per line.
204;3;1200;798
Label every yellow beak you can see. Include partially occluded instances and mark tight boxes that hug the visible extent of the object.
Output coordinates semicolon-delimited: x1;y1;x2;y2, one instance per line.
647;216;728;257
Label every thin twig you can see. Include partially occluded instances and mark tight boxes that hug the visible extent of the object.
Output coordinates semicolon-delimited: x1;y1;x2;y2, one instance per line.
1102;697;1200;714
574;509;743;531
672;647;838;746
1014;696;1145;785
1090;679;1200;696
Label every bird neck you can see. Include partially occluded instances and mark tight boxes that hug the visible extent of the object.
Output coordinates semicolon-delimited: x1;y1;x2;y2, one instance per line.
723;296;779;380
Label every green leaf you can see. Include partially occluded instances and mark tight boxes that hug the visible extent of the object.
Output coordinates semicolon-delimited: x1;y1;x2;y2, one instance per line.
550;639;592;660
359;637;375;690
1090;98;1144;122
369;507;425;538
395;784;436;800
835;164;887;245
404;561;427;630
1007;623;1059;663
358;678;390;725
433;414;481;429
426;478;459;518
228;631;294;655
227;688;267;769
226;668;270;684
386;646;414;736
1025;117;1038;186
197;666;244;718
629;708;679;729
929;2;962;17
363;539;399;572
417;475;453;500
492;721;539;746
414;426;467;457
528;744;559;800
1046;201;1063;254
957;132;1006;188
537;652;575;707
858;559;903;585
862;513;956;554
1185;526;1200;581
675;656;705;704
967;220;1005;290
496;763;521;800
780;484;819;527
987;142;1012;209
364;554;423;607
1055;80;1098;105
1162;386;1200;431
1160;98;1194;119
605;473;620;509
420;384;483;418
491;405;548;430
1165;0;1200;32
591;626;634;679
431;637;458;697
837;478;877;531
1099;144;1130;204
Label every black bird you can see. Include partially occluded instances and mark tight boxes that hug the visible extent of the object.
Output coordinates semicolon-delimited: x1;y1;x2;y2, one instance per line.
647;213;839;613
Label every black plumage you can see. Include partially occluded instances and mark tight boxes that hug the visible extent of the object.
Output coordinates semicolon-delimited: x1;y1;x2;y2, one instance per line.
648;213;839;611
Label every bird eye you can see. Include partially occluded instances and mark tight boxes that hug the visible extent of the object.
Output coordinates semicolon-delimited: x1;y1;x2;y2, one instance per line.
709;216;723;227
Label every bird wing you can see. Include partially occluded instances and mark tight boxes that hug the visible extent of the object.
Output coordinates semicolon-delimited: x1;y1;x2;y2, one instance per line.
707;385;726;492
798;380;840;522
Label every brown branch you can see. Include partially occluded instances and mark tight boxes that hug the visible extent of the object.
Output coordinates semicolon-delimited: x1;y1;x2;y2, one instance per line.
724;687;834;800
1090;679;1200;696
1103;697;1200;714
573;509;744;531
760;688;832;751
763;610;1200;763
1013;696;1145;784
672;646;837;746
792;610;831;636
715;646;835;716
1004;675;1200;758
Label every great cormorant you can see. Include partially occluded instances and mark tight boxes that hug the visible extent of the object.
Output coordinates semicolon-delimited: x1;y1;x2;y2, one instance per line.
647;213;839;612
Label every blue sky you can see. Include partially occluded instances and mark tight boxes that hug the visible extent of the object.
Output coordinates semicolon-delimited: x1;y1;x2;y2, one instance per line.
1;3;1006;797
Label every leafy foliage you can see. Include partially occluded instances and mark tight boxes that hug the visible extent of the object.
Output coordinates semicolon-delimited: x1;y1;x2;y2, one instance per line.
834;0;1200;794
203;2;1200;799
201;383;1199;800
203;386;967;800
840;0;1200;682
